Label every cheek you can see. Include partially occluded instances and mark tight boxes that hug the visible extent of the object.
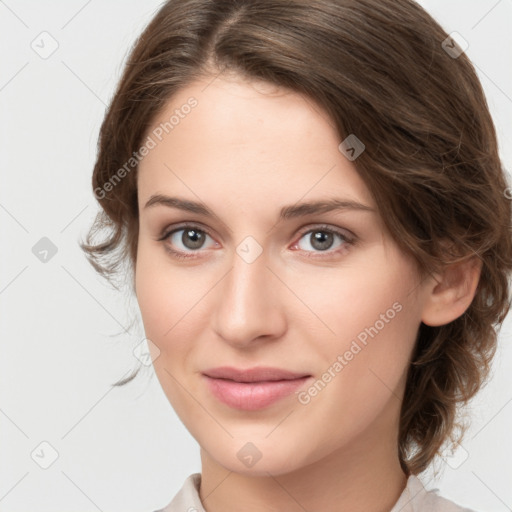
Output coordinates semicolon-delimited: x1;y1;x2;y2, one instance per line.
290;250;419;351
135;243;190;349
290;249;421;405
134;241;216;367
134;246;205;411
135;254;168;341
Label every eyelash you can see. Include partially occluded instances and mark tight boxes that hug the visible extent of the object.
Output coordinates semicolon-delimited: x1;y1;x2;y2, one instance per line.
157;223;356;261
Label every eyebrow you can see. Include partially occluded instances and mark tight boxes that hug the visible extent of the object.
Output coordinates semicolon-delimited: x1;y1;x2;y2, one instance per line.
144;194;375;220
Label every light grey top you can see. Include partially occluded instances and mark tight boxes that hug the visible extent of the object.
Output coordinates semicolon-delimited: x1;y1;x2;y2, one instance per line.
154;472;476;512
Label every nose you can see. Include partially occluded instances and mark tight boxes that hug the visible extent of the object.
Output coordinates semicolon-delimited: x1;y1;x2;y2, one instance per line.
211;244;287;348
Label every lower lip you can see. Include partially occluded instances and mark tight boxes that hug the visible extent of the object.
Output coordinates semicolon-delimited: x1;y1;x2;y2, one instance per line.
203;375;311;410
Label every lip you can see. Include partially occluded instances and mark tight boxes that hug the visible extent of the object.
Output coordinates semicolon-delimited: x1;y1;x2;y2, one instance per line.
202;366;312;410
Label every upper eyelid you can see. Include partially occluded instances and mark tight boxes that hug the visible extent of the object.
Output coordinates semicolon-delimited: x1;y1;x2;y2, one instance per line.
160;222;215;240
296;224;353;238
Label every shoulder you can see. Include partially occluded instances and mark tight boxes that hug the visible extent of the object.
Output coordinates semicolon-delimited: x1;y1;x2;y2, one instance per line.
398;475;478;512
152;473;204;512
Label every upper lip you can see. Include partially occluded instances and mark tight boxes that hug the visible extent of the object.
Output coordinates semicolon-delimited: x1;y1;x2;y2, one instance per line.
203;366;310;383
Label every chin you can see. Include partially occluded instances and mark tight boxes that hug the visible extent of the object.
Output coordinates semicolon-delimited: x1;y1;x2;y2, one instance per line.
200;434;316;477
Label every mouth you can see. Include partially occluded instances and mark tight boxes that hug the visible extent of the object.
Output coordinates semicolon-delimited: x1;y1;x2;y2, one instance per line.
202;366;311;382
202;366;312;410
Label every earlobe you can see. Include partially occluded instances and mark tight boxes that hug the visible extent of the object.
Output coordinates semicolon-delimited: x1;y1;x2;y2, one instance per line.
421;256;482;327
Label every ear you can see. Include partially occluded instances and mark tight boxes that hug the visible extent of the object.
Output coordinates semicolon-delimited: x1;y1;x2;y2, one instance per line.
421;255;482;327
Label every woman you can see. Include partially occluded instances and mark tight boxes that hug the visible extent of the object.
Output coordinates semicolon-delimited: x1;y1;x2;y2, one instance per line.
81;0;512;510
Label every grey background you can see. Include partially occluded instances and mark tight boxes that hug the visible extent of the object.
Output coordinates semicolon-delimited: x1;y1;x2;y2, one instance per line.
1;1;511;511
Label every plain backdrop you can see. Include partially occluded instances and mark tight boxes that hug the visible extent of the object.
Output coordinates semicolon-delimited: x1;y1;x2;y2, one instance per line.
1;1;511;511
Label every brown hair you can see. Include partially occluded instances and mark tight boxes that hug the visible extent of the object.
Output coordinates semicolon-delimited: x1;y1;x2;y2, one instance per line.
80;0;512;475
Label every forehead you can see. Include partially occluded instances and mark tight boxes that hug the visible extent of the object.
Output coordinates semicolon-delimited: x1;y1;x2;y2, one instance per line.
137;74;375;213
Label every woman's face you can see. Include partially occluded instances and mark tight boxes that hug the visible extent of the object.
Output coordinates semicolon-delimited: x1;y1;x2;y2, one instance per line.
135;73;431;476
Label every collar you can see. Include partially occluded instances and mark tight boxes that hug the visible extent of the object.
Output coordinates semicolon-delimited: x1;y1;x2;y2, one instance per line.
158;472;473;512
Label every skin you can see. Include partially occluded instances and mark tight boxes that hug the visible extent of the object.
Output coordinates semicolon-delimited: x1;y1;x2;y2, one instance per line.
134;72;481;512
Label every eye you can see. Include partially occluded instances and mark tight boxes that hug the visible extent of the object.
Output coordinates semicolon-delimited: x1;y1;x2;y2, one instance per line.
157;223;355;261
158;224;218;259
292;225;354;256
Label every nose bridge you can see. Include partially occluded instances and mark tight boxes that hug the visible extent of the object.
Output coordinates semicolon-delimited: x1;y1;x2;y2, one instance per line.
212;240;285;345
